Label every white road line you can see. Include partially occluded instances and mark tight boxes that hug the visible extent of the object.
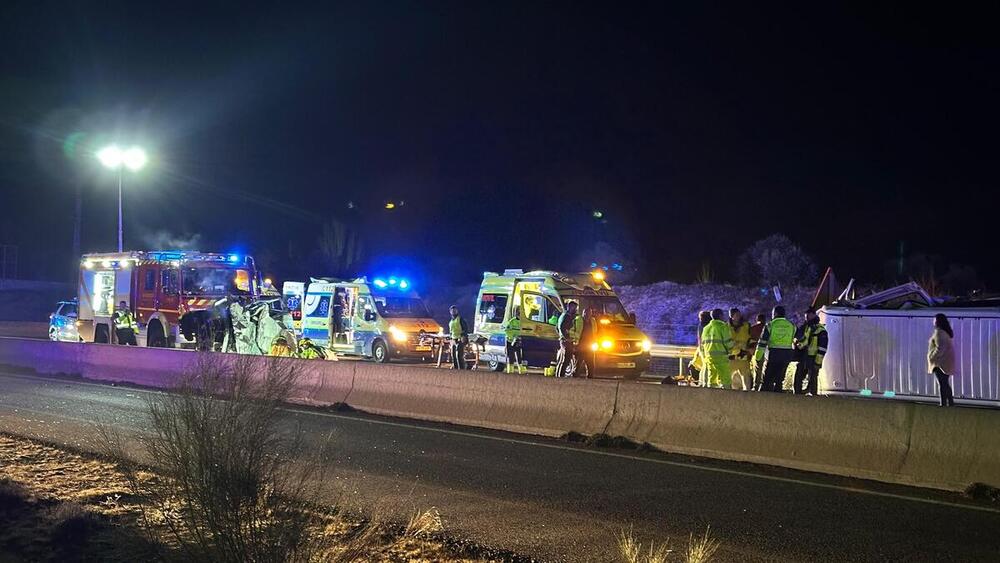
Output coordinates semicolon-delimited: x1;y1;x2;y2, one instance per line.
285;407;1000;515
2;370;999;515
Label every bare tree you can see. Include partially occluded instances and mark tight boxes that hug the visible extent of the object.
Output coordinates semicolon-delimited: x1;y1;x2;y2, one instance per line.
737;234;818;287
102;354;330;563
317;219;364;277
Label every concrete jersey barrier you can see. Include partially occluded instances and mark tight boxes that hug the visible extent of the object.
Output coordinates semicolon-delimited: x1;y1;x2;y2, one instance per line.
0;337;997;492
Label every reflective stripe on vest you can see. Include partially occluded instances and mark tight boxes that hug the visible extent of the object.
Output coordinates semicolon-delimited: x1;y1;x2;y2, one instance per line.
114;311;135;330
807;324;827;356
449;317;464;338
570;315;583;342
701;320;732;354
766;318;795;349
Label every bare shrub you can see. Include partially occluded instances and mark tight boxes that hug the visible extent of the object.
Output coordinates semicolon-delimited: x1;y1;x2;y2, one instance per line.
49;502;99;547
102;353;330;563
0;476;30;507
685;527;720;563
404;508;443;538
325;510;390;563
694;261;714;285
617;526;719;563
618;526;671;563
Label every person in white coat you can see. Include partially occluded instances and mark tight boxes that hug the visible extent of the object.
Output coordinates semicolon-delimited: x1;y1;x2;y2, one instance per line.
927;313;956;407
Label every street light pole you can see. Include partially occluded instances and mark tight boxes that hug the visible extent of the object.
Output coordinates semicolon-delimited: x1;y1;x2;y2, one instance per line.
117;169;123;252
97;144;147;253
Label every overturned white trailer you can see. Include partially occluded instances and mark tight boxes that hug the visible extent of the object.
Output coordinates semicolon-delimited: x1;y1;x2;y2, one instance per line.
821;306;1000;406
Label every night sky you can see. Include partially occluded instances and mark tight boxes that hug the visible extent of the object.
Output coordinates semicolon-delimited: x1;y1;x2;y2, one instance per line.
2;2;997;288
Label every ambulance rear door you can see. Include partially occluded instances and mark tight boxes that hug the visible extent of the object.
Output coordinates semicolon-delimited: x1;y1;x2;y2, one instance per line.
282;282;305;335
301;283;333;347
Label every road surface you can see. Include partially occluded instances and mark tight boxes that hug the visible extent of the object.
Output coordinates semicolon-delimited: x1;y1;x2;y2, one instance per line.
0;370;998;562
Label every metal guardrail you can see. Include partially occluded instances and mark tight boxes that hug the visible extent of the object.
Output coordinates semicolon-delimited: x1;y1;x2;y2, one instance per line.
648;344;696;377
649;344;696;359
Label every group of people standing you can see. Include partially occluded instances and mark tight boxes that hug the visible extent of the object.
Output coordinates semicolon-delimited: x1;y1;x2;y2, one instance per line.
693;305;827;394
694;305;960;406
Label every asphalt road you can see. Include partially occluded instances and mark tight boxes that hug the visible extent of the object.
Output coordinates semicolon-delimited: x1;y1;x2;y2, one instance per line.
1;370;998;562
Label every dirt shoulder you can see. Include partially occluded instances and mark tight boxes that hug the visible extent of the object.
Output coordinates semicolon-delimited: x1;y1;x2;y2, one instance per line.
0;433;521;562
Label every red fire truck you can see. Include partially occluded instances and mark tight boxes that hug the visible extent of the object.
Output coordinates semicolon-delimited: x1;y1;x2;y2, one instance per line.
77;250;262;349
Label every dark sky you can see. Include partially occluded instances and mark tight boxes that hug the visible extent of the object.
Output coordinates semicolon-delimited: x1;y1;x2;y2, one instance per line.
1;2;998;288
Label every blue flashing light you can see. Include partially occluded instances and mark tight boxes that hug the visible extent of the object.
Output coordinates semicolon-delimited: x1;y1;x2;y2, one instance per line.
612;263;623;271
149;251;185;261
399;279;409;289
373;279;388;288
590;262;598;268
388;277;397;285
228;254;240;263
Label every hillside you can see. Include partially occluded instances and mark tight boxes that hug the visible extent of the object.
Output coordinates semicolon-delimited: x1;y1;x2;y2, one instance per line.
617;282;815;345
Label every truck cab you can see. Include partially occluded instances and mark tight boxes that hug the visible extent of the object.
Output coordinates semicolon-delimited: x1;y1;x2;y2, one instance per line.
298;277;441;363
78;251;260;349
475;269;651;378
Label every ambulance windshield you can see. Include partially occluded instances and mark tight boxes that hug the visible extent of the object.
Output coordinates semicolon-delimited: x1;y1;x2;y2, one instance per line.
572;296;631;323
182;267;251;296
373;296;431;319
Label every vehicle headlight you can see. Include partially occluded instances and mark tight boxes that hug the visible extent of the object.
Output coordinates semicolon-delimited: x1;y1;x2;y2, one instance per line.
641;339;651;352
388;325;408;343
590;342;599;352
600;339;614;350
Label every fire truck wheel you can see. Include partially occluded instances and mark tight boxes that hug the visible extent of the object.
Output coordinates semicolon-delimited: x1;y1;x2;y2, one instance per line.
94;325;110;344
195;323;214;352
147;322;167;348
371;339;389;364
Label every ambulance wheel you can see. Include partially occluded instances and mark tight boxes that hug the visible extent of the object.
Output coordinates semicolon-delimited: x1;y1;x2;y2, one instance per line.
372;340;389;363
94;325;110;344
489;360;505;372
48;326;58;341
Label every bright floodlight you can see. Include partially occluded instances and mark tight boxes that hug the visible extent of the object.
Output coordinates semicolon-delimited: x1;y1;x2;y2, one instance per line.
97;145;124;169
122;147;148;171
97;144;147;171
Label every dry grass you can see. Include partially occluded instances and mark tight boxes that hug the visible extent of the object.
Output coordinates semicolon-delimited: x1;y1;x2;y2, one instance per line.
0;435;155;562
618;527;671;563
0;433;499;562
618;525;720;563
0;355;503;562
685;527;720;563
405;508;444;538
